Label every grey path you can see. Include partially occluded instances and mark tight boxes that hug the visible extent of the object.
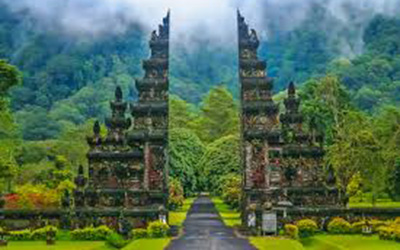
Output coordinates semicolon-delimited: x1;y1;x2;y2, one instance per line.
166;196;257;250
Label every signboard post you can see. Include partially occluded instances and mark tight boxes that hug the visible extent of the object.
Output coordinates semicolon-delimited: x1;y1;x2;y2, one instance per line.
262;211;277;235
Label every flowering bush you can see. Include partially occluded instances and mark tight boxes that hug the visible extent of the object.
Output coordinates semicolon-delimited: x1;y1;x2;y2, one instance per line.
132;228;147;239
147;221;170;238
351;221;366;234
221;174;242;209
327;218;351;234
71;226;113;240
168;178;184;211
9;230;31;241
4;184;60;209
30;226;58;240
284;224;299;239
106;233;129;249
296;219;318;238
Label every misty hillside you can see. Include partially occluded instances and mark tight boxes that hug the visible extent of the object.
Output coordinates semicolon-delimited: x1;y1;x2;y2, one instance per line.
1;1;400;140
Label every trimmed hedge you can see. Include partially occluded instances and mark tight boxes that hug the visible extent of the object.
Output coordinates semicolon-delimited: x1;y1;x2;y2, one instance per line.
8;226;57;241
9;229;31;241
296;219;318;238
147;221;170;238
284;224;299;239
70;226;113;240
106;233;129;249
327;218;351;234
132;228;147;239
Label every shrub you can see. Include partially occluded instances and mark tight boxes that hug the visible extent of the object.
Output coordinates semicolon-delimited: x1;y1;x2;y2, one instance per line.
370;219;387;232
30;226;58;240
378;226;395;240
351;221;366;234
106;233;129;249
71;226;113;240
393;228;400;242
284;224;299;239
296;219;318;238
147;221;170;238
221;174;242;209
9;230;31;241
168;178;184;211
132;228;147;239
327;218;351;234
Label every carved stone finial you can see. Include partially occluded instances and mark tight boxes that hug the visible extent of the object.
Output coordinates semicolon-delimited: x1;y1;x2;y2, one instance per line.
288;82;296;96
115;86;123;101
93;121;101;135
78;165;84;176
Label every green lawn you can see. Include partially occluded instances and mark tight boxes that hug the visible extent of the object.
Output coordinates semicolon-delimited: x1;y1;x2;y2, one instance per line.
251;235;400;250
0;241;109;250
349;201;400;208
169;197;195;227
123;238;171;250
211;197;241;227
1;239;171;250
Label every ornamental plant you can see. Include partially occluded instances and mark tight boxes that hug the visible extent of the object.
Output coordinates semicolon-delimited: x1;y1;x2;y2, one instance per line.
106;233;129;249
327;218;351;234
71;226;113;240
30;226;58;240
296;219;318;238
284;224;299;239
132;228;147;239
168;178;184;211
147;221;170;238
351;221;366;234
8;230;31;241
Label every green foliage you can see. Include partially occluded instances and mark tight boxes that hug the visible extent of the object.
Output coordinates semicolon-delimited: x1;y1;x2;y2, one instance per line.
221;174;242;209
168;178;184;211
327;218;351;234
147;221;170;238
9;229;31;241
351;221;367;234
0;59;21;98
192;86;239;143
105;232;130;249
296;219;318;238
347;172;363;198
70;226;113;241
199;135;240;192
284;224;299;240
388;159;400;201
168;128;204;195
131;228;147;239
30;226;58;240
8;226;57;241
326;110;386;204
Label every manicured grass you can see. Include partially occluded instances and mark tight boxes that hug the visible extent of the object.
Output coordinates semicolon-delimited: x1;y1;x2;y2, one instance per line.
123;238;171;250
250;235;400;250
2;239;172;250
211;197;241;227
0;241;109;250
349;201;400;208
169;198;195;226
250;237;304;250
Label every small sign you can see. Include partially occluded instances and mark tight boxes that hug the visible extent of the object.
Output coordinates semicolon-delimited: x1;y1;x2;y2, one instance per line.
248;212;256;228
262;212;277;234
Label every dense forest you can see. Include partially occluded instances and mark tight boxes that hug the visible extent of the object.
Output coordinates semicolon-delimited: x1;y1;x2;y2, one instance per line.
1;2;400;208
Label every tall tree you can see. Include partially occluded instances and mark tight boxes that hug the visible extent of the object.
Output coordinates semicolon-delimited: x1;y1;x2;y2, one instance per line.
193;86;239;143
326;111;385;205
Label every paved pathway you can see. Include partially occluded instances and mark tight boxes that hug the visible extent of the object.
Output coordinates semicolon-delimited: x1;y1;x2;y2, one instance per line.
166;196;256;250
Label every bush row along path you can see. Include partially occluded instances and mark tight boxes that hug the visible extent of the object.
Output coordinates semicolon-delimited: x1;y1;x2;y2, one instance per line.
166;196;256;250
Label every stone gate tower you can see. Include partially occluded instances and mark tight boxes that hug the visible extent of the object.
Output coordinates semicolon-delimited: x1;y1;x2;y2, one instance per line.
72;12;170;229
238;11;339;228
